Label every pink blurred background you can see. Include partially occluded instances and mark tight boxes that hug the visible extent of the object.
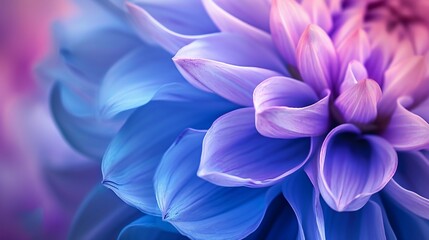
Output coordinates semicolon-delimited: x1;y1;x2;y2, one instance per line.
0;1;99;239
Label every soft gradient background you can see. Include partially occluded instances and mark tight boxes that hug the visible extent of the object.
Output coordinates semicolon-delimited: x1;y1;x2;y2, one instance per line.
0;1;100;239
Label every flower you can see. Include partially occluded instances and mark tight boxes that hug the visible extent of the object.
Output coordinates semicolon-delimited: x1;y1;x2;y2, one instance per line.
46;0;429;239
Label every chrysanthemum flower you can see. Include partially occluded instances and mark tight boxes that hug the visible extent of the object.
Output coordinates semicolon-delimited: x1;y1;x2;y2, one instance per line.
46;0;429;239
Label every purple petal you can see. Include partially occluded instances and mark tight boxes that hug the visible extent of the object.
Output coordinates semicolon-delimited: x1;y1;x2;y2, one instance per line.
126;2;216;54
173;33;285;106
339;61;368;93
334;79;382;125
154;129;272;239
202;0;271;43
301;0;333;32
381;98;429;151
318;124;397;211
270;0;311;66
335;29;370;79
198;108;313;187
254;76;331;138
384;151;429;219
297;24;338;95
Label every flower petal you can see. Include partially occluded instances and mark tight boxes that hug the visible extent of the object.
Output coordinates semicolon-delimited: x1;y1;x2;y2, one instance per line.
339;60;368;93
379;55;427;114
323;200;387;240
283;171;325;240
381;98;429;151
319;124;397;211
270;0;311;66
297;24;339;95
254;76;331;138
173;33;285;106
199;108;313;187
202;0;271;43
126;1;217;54
51;84;121;159
154;129;273;240
102;99;235;215
383;151;429;219
99;46;206;118
334;79;382;125
301;0;333;32
118;215;186;240
381;190;429;239
69;185;141;240
247;195;300;239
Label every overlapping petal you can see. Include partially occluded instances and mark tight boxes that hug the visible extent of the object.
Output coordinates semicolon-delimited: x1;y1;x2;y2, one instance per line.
118;215;186;240
51;85;121;159
334;79;382;125
99;46;206;118
296;24;339;95
270;0;311;66
384;151;429;219
154;129;273;240
381;98;429;150
126;1;217;54
102;99;235;215
173;33;285;106
318;124;397;211
202;0;271;43
69;185;141;240
254;76;331;138
199;108;313;187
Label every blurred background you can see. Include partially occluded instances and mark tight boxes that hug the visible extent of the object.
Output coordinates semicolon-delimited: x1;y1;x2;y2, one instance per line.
0;1;101;239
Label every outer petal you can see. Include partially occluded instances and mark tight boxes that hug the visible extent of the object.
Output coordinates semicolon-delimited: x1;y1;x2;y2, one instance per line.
383;151;429;219
202;0;271;43
297;24;339;95
319;124;397;211
199;108;313;187
118;215;186;240
270;0;311;66
68;185;141;240
154;129;274;240
323;200;387;240
283;171;325;240
126;1;217;54
381;190;429;239
254;76;331;138
99;46;206;118
51;84;121;159
102;99;235;215
334;79;382;125
173;33;285;106
381;98;429;151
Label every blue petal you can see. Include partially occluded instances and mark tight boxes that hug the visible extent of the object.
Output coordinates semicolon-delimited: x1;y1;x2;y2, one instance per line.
118;215;186;240
126;0;217;54
102;99;236;216
322;200;387;240
247;195;299;240
283;171;325;240
381;192;429;239
69;185;141;240
99;45;208;118
154;129;276;240
51;84;122;159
